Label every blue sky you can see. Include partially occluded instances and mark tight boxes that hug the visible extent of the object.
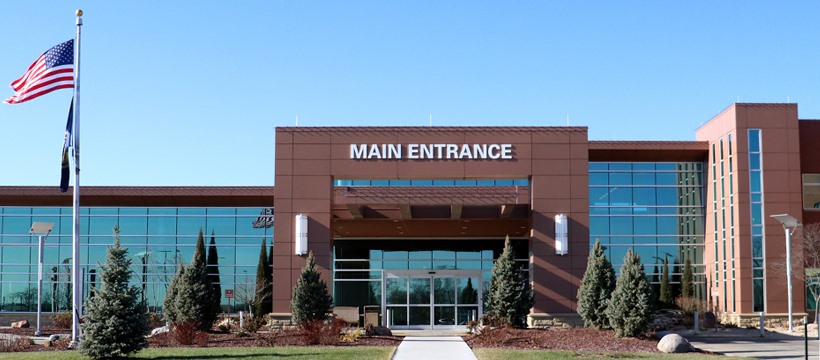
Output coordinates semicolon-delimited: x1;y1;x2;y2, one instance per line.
1;1;819;186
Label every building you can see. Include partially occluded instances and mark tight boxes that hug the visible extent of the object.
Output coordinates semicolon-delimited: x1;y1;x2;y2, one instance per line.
0;102;817;329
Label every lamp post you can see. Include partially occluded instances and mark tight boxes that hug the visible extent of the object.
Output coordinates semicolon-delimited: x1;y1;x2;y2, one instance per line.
30;222;54;337
770;214;802;333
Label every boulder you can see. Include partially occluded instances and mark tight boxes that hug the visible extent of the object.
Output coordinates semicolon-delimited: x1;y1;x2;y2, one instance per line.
148;325;170;337
11;320;30;328
702;312;717;328
364;324;393;336
657;334;692;353
217;318;235;327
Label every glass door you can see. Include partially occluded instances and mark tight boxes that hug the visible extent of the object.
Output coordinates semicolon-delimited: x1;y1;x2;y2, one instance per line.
383;270;481;330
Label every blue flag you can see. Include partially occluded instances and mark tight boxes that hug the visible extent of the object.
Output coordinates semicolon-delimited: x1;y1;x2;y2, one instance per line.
60;98;73;193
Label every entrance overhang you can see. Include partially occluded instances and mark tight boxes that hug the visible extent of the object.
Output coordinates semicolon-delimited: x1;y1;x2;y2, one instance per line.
332;186;530;238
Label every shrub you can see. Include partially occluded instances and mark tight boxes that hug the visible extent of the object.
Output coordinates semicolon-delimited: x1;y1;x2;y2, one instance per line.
681;257;694;297
242;315;266;333
172;322;201;346
300;318;344;345
675;296;707;316
291;251;333;325
577;239;616;329
79;227;149;359
484;235;533;328
166;229;217;331
255;331;280;347
607;248;652;338
147;312;164;329
51;311;72;329
339;328;361;343
0;336;31;352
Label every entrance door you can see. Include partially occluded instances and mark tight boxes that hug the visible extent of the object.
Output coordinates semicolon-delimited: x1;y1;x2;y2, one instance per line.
383;270;481;329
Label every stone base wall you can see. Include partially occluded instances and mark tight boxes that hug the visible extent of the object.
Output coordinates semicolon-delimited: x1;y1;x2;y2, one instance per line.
268;312;294;327
527;313;583;329
721;312;810;328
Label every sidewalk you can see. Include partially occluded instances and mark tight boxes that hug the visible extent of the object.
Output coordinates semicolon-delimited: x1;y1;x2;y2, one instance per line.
679;329;820;359
392;336;477;360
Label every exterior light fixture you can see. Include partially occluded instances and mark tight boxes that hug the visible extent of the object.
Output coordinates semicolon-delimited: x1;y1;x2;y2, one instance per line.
30;222;54;337
555;214;568;255
770;213;801;333
294;214;308;255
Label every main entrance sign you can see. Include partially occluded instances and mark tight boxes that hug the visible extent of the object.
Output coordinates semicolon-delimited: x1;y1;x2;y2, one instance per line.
350;143;513;160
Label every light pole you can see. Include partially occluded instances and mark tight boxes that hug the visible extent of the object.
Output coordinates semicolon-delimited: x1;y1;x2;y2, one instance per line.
30;222;54;337
770;214;802;333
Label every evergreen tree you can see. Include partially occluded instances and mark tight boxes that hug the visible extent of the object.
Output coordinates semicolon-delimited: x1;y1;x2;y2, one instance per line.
79;226;149;359
460;278;478;305
207;231;222;314
254;239;273;317
163;262;184;324
659;258;672;307
484;236;533;328
291;251;333;325
171;228;216;330
607;248;652;338
681;255;694;298
577;239;616;329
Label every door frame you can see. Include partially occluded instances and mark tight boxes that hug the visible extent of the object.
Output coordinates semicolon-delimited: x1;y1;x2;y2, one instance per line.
381;269;482;330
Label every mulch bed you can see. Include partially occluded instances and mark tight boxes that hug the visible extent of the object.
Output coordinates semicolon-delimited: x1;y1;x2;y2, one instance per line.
2;325;672;354
0;325;403;352
466;327;660;353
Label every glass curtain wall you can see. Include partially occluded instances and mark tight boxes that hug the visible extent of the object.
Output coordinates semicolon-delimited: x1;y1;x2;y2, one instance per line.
589;162;706;296
0;207;273;313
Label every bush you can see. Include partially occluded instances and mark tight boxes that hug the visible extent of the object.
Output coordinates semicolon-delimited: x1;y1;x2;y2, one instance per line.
577;239;616;329
300;318;345;345
291;251;333;325
339;328;361;343
51;311;72;329
147;312;164;329
607;248;652;338
172;322;201;346
242;315;266;333
79;228;149;359
484;236;533;328
165;229;217;331
254;331;280;347
0;336;31;352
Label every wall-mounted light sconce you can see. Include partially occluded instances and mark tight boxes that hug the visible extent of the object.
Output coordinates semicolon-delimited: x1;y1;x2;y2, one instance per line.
555;214;568;255
295;214;308;255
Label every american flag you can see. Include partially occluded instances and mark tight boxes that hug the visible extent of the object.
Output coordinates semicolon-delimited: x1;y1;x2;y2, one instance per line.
4;39;74;104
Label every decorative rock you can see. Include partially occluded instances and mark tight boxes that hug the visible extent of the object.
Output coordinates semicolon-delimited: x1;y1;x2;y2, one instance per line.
364;324;393;336
702;312;716;328
11;320;30;328
148;325;170;337
657;334;693;353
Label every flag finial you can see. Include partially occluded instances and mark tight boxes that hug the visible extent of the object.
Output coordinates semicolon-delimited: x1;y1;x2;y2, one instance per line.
76;9;83;17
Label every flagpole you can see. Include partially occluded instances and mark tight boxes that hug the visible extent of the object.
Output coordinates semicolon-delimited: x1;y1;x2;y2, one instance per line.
70;8;83;346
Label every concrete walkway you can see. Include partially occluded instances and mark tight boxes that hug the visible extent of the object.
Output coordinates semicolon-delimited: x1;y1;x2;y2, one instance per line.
392;336;477;360
680;329;820;359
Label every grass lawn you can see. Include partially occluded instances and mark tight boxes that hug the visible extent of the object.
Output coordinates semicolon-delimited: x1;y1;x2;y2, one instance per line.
473;348;756;360
0;346;395;360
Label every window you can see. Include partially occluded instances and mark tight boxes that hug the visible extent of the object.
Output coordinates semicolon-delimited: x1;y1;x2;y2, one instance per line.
803;174;820;210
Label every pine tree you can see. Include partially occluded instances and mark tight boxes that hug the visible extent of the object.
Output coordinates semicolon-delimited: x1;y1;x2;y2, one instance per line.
163;262;184;324
460;278;478;305
79;226;148;359
607;248;652;338
171;228;216;330
681;255;694;298
659;258;671;307
291;251;333;325
254;239;273;317
207;231;222;315
484;235;533;328
577;239;616;329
